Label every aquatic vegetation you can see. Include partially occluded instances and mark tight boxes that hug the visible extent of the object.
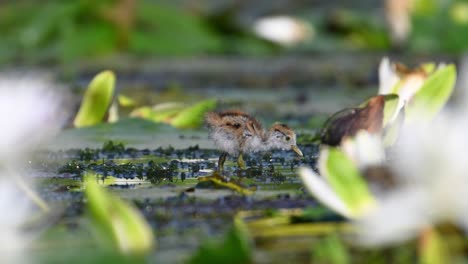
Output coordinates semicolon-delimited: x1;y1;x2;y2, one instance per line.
74;70;116;128
131;99;218;129
188;217;252;264
198;172;256;196
300;131;381;218
84;174;155;256
379;58;457;123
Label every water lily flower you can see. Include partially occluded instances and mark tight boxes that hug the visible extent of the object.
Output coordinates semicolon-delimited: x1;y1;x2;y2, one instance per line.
0;75;64;164
355;111;468;246
253;16;313;46
0;178;33;264
0;74;64;263
299;131;383;219
378;58;428;121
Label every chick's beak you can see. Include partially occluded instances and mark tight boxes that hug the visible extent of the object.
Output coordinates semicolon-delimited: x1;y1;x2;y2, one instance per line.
291;145;303;157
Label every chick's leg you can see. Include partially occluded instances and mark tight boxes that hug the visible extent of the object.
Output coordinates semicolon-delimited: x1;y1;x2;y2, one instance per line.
237;153;246;169
218;152;228;172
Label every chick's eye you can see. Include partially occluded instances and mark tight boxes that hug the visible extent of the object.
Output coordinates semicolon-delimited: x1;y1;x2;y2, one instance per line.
285;136;291;141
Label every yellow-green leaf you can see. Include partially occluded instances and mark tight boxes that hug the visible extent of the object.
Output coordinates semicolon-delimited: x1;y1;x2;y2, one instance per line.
74;71;116;127
382;94;400;126
170;99;217;129
407;65;456;122
321;148;376;217
84;174;155;256
118;94;136;107
130;103;185;123
198;172;256;196
419;227;450;264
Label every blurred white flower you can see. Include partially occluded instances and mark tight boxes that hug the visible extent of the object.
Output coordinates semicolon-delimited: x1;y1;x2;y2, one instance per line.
0;177;33;264
356;111;468;245
378;57;428;122
253;16;313;46
0;75;64;164
0;73;65;263
299;131;382;219
341;131;386;170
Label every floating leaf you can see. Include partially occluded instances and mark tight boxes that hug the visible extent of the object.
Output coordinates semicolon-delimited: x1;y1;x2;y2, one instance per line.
198;172;256;196
170;99;217;129
118;95;136;107
130;103;185;123
74;71;116;127
320;147;376;217
84;174;155;256
406;65;456;122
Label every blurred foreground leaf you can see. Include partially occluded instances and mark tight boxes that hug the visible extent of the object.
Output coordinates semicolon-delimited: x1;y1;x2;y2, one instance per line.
188;220;252;264
320;147;376;217
84;174;155;256
406;65;456;122
311;233;349;264
74;70;116;127
419;227;450;264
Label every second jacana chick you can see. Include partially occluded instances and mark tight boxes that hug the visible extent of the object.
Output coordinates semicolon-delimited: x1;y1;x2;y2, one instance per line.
205;110;303;172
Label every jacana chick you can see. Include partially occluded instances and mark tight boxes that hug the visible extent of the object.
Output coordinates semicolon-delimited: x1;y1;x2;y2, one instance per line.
205;110;303;172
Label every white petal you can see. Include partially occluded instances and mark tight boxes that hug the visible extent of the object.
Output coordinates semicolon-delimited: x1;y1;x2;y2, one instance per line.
0;74;65;162
0;178;33;264
253;16;312;46
298;167;352;218
341;131;385;169
378;57;400;95
354;187;429;246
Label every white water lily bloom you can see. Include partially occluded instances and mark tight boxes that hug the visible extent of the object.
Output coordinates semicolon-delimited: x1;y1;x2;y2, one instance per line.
356;111;468;245
0;75;64;163
253;16;313;46
378;57;401;95
0;74;65;263
0;178;33;264
341;131;386;170
378;58;428;119
299;167;353;218
299;131;381;219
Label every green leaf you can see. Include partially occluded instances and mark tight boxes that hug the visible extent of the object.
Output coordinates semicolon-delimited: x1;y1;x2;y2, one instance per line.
320;147;376;217
311;232;349;264
84;174;155;256
382;94;400;126
74;71;116;127
188;223;252;264
419;228;450;264
170;99;217;129
383;106;405;147
130;103;185;123
118;95;136;107
406;65;456;122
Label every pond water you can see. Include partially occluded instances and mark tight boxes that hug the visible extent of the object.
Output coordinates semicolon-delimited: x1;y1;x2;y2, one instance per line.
30;56;384;263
